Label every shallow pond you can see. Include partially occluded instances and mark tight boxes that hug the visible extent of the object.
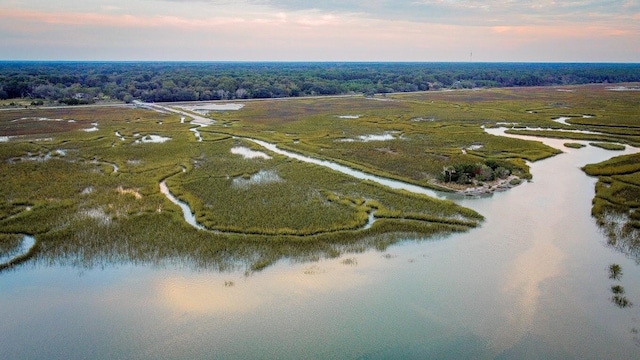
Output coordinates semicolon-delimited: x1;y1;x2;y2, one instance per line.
2;131;640;359
83;122;99;132
135;134;172;144
338;133;397;142
230;146;272;160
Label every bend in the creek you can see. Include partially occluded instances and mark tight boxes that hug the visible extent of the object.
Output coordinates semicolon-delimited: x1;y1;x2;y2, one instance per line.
0;235;37;270
159;177;378;235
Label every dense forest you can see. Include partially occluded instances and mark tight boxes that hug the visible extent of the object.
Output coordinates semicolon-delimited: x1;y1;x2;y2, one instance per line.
1;62;639;104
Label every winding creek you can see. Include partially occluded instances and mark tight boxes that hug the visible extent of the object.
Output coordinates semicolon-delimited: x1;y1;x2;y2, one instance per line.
248;139;445;199
3;112;640;358
159;181;207;232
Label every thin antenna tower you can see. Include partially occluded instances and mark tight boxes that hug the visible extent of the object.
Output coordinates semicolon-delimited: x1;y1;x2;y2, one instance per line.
470;51;473;62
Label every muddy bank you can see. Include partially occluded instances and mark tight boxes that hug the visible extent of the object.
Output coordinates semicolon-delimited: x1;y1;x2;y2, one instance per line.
434;176;523;197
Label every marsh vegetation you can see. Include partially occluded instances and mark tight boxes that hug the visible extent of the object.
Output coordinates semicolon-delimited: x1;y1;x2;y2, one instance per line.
1;83;639;271
584;153;640;262
3;80;640;359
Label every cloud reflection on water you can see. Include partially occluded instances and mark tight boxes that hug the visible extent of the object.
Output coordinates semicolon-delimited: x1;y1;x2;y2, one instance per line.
155;257;373;316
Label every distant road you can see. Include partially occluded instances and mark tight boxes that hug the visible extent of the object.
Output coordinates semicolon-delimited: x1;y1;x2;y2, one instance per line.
134;101;215;125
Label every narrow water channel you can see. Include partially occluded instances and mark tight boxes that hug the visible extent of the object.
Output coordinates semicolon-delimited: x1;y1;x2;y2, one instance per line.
248;138;445;199
159;180;207;231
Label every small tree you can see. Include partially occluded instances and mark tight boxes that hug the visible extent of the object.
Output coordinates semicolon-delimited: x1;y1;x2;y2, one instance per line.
495;167;510;179
442;166;456;182
477;164;495;182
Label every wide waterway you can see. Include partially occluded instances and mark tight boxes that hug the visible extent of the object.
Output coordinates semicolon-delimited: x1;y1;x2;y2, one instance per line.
1;130;640;359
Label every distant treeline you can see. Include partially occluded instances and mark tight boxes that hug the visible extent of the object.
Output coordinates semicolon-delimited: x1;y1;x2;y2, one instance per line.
1;62;639;104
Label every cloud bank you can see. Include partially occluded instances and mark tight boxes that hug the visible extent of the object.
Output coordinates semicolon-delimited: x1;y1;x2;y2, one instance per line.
1;0;638;61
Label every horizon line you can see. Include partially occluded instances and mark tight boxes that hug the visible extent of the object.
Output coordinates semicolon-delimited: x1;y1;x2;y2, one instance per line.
1;60;639;65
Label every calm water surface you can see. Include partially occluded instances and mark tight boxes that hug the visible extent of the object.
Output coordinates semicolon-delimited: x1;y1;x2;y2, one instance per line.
1;134;640;359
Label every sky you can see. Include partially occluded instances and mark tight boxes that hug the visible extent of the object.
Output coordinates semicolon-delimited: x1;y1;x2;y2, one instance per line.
1;0;639;62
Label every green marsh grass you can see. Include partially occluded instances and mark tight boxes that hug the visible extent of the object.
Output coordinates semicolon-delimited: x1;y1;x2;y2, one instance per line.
0;233;23;256
589;142;626;151
609;264;623;280
588;157;640;262
2;84;637;271
167;138;481;236
0;103;482;271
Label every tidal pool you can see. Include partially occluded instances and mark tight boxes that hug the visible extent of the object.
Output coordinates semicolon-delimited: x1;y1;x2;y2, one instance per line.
552;116;572;125
1;131;640;359
135;135;172;144
190;127;203;142
338;133;397;142
83;123;100;132
177;103;245;113
232;169;282;189
230;146;272;160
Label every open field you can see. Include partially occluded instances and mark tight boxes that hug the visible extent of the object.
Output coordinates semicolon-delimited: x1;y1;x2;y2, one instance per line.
1;83;639;270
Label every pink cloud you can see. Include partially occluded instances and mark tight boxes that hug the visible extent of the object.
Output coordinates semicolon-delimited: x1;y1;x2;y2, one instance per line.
0;6;637;61
0;7;350;31
490;24;635;39
0;7;250;29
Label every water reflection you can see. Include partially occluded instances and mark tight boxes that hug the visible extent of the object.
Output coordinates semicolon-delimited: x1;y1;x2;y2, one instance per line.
156;257;372;317
157;275;263;315
608;265;634;309
0;235;36;270
467;127;640;356
601;211;640;263
611;294;633;309
487;127;640;264
496;234;565;352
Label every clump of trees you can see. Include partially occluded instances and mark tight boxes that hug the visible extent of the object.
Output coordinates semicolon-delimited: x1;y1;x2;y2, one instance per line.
440;159;513;184
1;62;640;104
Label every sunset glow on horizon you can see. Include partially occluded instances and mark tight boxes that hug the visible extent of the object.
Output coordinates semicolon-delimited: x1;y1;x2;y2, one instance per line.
1;0;638;62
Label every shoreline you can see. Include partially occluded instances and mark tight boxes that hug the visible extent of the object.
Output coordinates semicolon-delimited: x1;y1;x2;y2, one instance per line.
435;175;523;196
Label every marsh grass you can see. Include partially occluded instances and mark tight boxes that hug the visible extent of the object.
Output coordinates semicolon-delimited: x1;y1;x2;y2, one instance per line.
212;91;565;190
340;257;358;266
1;84;637;271
590;142;626;151
0;233;23;258
611;285;625;295
166;138;480;236
609;264;623;280
611;295;633;308
583;153;640;261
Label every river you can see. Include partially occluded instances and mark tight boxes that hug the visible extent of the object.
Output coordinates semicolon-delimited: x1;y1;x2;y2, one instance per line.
1;129;639;359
